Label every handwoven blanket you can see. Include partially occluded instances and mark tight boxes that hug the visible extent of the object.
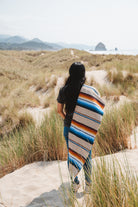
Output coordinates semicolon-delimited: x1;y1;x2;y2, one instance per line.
68;84;105;178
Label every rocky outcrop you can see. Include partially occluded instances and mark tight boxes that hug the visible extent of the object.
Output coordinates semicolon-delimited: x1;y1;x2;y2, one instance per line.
95;42;107;51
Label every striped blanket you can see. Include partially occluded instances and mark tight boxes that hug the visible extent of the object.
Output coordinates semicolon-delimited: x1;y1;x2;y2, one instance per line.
68;84;105;178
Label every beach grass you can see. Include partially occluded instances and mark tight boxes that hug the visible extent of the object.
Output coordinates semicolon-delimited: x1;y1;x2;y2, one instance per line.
0;101;137;178
59;154;138;207
84;155;138;207
106;70;138;95
94;101;136;156
0;49;137;135
0;110;67;177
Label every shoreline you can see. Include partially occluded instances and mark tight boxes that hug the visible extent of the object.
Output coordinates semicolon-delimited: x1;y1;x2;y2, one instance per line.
87;49;138;56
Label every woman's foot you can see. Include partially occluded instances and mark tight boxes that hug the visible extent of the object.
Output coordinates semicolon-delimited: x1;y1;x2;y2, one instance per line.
71;182;80;193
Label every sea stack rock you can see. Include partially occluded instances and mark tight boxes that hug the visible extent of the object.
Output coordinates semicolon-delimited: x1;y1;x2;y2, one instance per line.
95;42;107;51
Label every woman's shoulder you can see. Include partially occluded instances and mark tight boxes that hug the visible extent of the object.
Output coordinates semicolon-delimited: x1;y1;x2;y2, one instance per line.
59;85;67;94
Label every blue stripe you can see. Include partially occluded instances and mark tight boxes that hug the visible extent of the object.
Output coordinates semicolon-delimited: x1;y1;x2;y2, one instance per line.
69;156;82;170
71;124;96;138
77;99;104;115
69;139;90;153
69;126;95;144
70;154;83;166
74;111;100;124
79;97;99;108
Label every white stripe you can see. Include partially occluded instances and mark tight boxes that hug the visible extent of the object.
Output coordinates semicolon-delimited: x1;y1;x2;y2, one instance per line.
75;105;102;122
73;113;100;130
69;141;89;159
69;132;92;150
81;86;104;105
69;164;79;179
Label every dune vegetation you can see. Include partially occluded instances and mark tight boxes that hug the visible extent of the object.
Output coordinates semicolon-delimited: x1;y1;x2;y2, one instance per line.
0;49;137;168
0;49;137;136
0;49;138;206
0;101;137;177
67;155;138;207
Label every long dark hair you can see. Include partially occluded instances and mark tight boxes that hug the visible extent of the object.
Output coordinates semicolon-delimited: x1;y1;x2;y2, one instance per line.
63;62;86;113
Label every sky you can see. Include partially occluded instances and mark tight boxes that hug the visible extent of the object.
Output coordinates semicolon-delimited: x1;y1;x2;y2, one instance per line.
0;0;138;50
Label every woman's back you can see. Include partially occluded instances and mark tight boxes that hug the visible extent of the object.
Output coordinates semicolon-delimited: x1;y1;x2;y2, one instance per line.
57;62;86;127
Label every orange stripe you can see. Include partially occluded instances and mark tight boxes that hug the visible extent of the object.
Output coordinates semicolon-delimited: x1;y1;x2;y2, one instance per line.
72;120;97;135
79;93;104;109
69;149;85;164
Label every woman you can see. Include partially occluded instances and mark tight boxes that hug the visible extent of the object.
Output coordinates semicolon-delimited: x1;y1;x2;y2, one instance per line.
57;62;92;193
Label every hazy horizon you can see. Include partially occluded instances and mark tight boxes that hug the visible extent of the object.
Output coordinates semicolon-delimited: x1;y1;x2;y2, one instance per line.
0;0;138;50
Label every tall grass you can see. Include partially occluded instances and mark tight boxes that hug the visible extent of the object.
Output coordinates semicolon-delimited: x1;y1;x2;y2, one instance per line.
0;110;67;178
84;155;138;207
0;101;137;178
95;102;136;156
59;154;138;207
0;50;137;134
99;54;138;73
106;70;138;96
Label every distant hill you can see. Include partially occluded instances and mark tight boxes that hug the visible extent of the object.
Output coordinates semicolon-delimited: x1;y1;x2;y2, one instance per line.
31;38;44;43
6;36;28;44
0;41;53;51
15;40;53;50
0;35;62;51
0;34;95;51
0;43;11;50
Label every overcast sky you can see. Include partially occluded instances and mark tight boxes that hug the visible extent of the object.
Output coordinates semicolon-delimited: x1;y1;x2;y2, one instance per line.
0;0;138;49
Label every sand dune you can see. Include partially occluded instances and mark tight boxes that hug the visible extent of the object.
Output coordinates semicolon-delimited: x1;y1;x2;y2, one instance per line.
1;107;137;207
86;70;108;86
0;66;137;207
0;146;138;207
19;107;51;126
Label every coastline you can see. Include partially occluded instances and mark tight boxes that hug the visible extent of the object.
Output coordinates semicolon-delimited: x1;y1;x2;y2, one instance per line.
87;49;138;56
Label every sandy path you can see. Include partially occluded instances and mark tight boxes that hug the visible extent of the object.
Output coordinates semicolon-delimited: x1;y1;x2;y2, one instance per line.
0;146;137;207
86;70;108;86
70;50;74;56
0;161;70;207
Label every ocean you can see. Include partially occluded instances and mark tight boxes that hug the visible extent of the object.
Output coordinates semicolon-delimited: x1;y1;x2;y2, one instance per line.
87;49;138;56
